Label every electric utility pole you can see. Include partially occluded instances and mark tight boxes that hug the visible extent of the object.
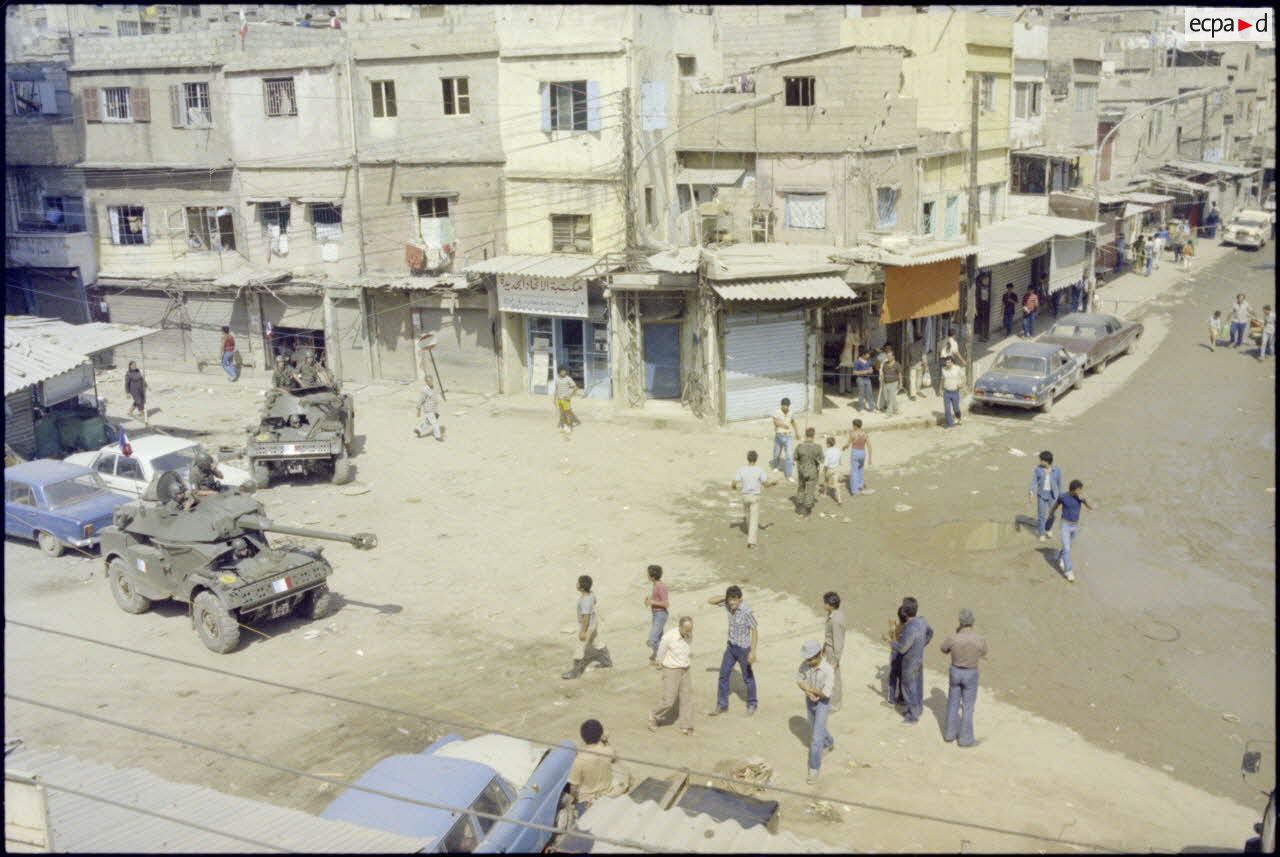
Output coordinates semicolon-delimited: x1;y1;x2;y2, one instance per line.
963;72;980;386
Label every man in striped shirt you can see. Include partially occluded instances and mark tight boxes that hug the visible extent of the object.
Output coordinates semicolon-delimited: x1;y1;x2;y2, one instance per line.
707;586;758;716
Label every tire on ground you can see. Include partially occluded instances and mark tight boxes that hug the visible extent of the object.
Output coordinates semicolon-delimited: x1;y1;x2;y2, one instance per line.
193;591;240;654
37;530;65;558
299;584;334;620
109;557;152;614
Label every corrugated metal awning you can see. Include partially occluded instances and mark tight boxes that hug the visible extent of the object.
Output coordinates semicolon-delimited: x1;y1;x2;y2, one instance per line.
1123;192;1175;205
1164;159;1259;177
977;245;1027;268
5;316;160;360
674;168;745;186
1122;203;1153;219
464;254;614;280
1148;174;1214;193
712;275;854;301
4;338;90;396
355;274;473;291
833;242;979;267
647;247;701;274
1016;214;1108;237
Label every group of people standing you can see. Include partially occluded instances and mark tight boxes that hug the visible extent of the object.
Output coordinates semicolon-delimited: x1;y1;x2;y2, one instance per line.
835;327;966;419
1209;293;1275;358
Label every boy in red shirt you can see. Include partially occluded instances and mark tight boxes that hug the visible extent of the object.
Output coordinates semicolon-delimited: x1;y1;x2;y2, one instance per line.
644;565;669;664
1021;288;1040;338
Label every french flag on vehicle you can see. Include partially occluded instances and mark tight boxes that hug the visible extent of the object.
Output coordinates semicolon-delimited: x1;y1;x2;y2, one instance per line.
119;426;132;458
272;577;294;594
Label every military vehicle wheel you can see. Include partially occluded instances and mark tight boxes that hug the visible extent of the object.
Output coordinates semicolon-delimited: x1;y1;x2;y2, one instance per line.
299;584;334;620
251;458;271;488
332;453;352;485
37;531;65;558
193;591;241;654
109;557;151;614
343;417;355;455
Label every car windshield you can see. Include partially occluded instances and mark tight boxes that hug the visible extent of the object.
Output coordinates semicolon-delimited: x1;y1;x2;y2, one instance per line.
44;473;110;508
1233;216;1268;228
1048;324;1101;339
992;354;1047;375
469;778;513;834
153;446;199;474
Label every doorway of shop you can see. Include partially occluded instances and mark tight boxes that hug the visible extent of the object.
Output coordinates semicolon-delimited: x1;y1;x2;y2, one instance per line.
643;322;681;399
269;326;325;365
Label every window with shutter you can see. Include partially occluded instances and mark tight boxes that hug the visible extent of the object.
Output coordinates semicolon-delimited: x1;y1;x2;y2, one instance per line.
183;82;210;125
1014;82;1028;119
784;193;825;230
169;84;183;127
10;80;43;115
103;87;130;120
551;214;591;253
131;86;150;122
875;187;898;229
548;81;588;131
784;76;816;107
371;80;396;118
82;86;101;122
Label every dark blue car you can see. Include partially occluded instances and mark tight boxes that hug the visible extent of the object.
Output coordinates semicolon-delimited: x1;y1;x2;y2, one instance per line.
4;459;130;557
971;342;1084;414
321;733;577;853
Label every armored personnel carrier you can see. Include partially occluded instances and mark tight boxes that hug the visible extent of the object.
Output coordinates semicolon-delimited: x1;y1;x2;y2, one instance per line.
246;383;355;487
98;471;376;653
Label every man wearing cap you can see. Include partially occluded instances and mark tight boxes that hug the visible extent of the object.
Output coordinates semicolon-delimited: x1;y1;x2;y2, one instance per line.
797;640;835;785
940;609;988;747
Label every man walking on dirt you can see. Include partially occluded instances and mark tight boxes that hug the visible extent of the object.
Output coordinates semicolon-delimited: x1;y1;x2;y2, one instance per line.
793;427;824;517
822;591;846;712
563;575;612;679
708;586;758;716
770;398;799;482
797;640;835;785
220;326;238;382
941;608;987;747
1029;450;1062;541
890;597;932;725
414;375;444;441
649;616;695;735
732;450;775;548
554;367;581;436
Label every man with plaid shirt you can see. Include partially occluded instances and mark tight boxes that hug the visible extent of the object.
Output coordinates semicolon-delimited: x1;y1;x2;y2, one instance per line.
707;585;758;716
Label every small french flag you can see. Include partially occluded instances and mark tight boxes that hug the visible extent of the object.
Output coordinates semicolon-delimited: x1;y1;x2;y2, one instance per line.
119;426;132;458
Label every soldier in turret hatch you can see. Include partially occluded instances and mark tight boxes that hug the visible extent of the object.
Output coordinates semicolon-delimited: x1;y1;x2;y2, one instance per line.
296;352;334;388
271;354;296;392
190;451;224;495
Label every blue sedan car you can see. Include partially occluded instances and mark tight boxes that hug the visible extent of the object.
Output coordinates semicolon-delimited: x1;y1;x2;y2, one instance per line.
321;733;577;853
970;342;1084;414
4;459;130;557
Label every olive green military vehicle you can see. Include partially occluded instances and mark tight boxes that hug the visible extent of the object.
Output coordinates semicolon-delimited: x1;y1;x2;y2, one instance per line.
246;383;356;487
99;471;376;653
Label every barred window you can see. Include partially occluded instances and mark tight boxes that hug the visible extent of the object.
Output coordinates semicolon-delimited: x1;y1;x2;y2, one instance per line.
185;206;235;252
108;205;148;245
184;82;210;125
371;80;397;118
784;76;815;107
310;203;343;242
103;86;131;120
264;78;297;117
258;201;290;234
551;214;591;253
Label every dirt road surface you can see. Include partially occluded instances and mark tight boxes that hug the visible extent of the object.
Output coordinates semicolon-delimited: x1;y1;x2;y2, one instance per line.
4;242;1273;851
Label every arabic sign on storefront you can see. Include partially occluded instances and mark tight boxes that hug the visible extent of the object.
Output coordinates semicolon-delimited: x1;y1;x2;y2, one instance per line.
496;274;589;318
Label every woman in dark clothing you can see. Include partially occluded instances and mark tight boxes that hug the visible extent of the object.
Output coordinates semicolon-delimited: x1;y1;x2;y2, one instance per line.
125;361;147;419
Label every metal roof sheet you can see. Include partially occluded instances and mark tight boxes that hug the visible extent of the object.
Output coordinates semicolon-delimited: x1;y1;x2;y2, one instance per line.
702;243;847;280
674;168;745;186
1148;174;1214;193
1122;203;1153;219
464;254;611;280
4;337;90;396
1015;214;1108;237
576;796;840;853
353;273;473;291
1164;159;1259;177
646;248;701;274
712;275;854;301
4;745;431;853
5;316;159;358
977;245;1027;268
978;220;1053;252
1123;191;1176;204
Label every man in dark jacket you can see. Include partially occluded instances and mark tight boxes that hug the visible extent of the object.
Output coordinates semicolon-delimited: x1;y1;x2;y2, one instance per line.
890;597;933;725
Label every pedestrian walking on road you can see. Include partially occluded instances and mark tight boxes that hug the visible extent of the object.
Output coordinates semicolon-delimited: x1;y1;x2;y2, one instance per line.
1209;311;1223;352
797;640;836;785
907;334;927;401
821;436;843;505
890;597;932;725
708;586;758;716
220;326;238;382
1143;234;1155;276
1205;202;1221;240
567;720;629;817
1002;283;1019;337
644;565;669;664
883;604;909;709
976;274;992;341
554;367;581;437
1259;305;1276;359
732;450;775;548
124;361;147;420
649;617;695;735
1181;235;1194;271
842;419;870;496
770;398;799;482
563;575;613;679
414;376;444;441
822;592;846;712
1229;294;1254;349
793;427;824;516
1132;235;1147;281
941;356;964;429
1050;480;1094;582
1021;287;1040;338
837;325;859;394
879;350;902;415
1028;450;1062;541
941;608;987;748
853;350;876;412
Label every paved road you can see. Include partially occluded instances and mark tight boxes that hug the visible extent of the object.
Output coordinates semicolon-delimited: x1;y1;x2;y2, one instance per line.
688;241;1276;807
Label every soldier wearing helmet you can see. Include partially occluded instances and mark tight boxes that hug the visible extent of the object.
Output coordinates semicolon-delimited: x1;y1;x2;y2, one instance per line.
190;450;224;495
296;351;334;389
230;537;254;559
271;354;296;392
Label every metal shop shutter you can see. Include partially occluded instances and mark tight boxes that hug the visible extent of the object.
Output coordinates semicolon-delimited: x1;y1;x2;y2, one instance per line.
5;390;37;459
723;309;807;422
104;291;187;364
410;305;498;394
1048;236;1087;293
184;293;250;364
261;295;324;330
984;255;1033;335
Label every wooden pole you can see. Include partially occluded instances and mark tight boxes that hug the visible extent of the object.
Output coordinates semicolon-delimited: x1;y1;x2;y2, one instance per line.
963;72;979;387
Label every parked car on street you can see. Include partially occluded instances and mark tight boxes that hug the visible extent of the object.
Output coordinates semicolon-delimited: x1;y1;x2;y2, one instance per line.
321;733;577;853
970;342;1083;414
1037;312;1143;373
66;434;251;498
1222;210;1271;249
4;460;130;557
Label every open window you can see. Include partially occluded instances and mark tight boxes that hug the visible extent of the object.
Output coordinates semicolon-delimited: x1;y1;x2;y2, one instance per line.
185;206;236;252
784;76;815;107
551;214;592;253
107;205;148;245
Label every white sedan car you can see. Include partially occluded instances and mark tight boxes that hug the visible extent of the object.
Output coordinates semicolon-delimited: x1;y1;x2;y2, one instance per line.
65;434;251;498
1222;209;1270;249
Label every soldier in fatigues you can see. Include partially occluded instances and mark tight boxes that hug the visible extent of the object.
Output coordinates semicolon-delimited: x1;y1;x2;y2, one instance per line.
296;353;334;388
415;376;444;441
190;451;224;495
793;427;824;517
270;355;295;391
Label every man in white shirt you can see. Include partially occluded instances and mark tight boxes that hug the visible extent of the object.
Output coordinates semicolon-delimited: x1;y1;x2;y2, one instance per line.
1229;294;1255;349
821;436;842;505
732;450;775;548
648;617;694;735
797;640;836;785
940;357;965;429
770;398;799;482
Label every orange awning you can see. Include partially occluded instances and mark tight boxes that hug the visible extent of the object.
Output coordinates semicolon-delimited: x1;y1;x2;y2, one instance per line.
881;259;961;324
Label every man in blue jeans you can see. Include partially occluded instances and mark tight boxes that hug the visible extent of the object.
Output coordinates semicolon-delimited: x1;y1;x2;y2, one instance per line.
1229;294;1254;348
220;326;238;382
707;585;758;717
940;608;987;748
890;597;932;725
796;640;835;785
643;564;669;664
1051;479;1094;583
940;357;964;429
770;398;799;483
1027;450;1062;542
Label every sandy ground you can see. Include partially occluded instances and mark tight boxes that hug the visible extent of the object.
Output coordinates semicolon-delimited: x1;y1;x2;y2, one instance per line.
4;241;1274;851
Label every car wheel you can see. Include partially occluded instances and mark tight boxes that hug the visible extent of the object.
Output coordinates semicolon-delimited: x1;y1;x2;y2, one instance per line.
1039;391;1054;414
193;591;241;654
1093;355;1107;374
109;557;151;614
298;584;334;621
968;400;982;414
37;530;65;558
1123;338;1136;356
